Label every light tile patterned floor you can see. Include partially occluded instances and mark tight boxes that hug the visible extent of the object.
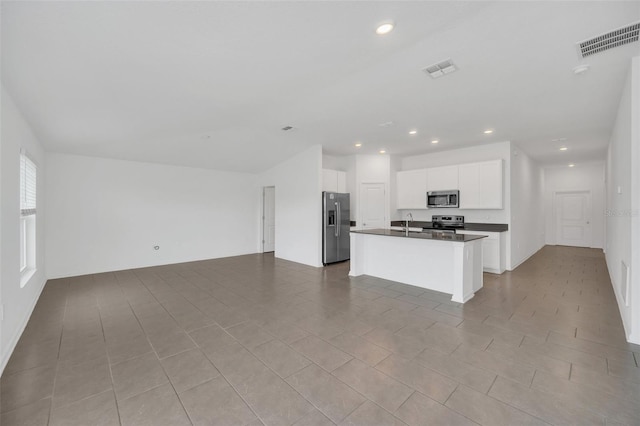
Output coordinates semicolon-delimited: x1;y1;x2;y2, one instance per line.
2;246;639;425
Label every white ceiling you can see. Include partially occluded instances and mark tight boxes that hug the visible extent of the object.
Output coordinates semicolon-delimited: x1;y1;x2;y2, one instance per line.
2;1;639;173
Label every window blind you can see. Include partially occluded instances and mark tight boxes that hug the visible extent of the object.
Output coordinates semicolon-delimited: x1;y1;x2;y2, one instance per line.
20;153;36;216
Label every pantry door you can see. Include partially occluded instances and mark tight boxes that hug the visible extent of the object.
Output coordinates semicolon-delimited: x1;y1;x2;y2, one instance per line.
359;183;386;229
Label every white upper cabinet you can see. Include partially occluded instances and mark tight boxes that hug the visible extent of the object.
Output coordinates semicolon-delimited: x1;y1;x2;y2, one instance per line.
396;159;502;210
458;163;481;208
322;169;347;193
478;160;503;208
426;165;459;191
396;169;427;209
458;159;503;209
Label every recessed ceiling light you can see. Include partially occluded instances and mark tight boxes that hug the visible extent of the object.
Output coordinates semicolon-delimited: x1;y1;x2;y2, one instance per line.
379;150;386;154
409;130;417;135
431;140;439;144
483;129;494;134
569;164;575;167
376;23;394;35
560;147;568;151
355;143;362;147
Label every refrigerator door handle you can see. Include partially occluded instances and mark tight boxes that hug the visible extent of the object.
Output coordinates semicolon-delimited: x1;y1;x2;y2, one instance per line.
335;202;340;237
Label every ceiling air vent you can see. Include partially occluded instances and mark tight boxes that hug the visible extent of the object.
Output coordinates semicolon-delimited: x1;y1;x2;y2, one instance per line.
423;59;457;79
577;21;639;58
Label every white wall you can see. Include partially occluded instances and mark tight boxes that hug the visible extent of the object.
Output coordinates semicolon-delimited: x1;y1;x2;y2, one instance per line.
398;141;512;225
543;163;605;249
605;56;639;344
46;153;259;278
345;156;357;222
322;154;350;171
390;155;402;221
1;86;47;374
259;145;323;267
632;56;640;346
510;144;545;269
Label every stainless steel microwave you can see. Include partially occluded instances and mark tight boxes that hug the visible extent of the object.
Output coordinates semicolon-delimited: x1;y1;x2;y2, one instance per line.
427;190;459;208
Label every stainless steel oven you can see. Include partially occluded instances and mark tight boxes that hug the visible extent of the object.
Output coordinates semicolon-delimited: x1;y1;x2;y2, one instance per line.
427;190;459;208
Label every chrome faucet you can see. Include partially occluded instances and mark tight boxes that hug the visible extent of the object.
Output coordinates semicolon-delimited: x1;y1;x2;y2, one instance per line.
403;213;413;235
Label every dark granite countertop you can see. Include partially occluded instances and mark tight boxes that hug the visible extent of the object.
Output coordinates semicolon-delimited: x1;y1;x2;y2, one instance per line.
351;228;487;243
390;221;508;232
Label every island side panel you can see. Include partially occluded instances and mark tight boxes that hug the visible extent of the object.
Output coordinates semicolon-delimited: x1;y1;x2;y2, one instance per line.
349;232;457;295
349;232;365;277
472;239;484;293
451;239;484;303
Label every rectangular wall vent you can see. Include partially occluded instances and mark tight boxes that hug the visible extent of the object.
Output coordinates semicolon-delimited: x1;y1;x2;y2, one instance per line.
621;260;630;306
423;59;457;79
577;21;639;58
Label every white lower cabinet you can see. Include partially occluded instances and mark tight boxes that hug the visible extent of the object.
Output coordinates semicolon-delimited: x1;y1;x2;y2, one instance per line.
457;230;505;274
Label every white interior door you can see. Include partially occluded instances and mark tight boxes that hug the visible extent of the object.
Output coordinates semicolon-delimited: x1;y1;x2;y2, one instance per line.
556;191;591;247
263;186;275;252
360;183;386;229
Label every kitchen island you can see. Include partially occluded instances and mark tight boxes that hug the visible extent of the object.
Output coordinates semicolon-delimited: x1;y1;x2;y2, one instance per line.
349;229;487;303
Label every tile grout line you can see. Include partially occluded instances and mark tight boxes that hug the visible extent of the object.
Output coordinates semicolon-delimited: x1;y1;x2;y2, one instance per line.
529;369;537;388
7;248;633;426
103;273;130;426
183;355;265;425
568;363;573;381
485;374;499;395
442;383;459;406
46;277;72;424
201;321;356;425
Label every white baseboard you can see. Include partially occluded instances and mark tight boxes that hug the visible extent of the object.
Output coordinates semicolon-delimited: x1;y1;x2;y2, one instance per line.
604;252;636;345
0;276;47;376
628;331;640;346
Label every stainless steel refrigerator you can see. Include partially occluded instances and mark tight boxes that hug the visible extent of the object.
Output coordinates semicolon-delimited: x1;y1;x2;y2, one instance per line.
322;192;350;265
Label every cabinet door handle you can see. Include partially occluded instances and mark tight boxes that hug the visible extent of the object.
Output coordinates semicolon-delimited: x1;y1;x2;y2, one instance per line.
336;202;340;237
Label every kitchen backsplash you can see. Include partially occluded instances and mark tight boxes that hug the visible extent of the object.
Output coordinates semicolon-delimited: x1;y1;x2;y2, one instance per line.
392;208;507;224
